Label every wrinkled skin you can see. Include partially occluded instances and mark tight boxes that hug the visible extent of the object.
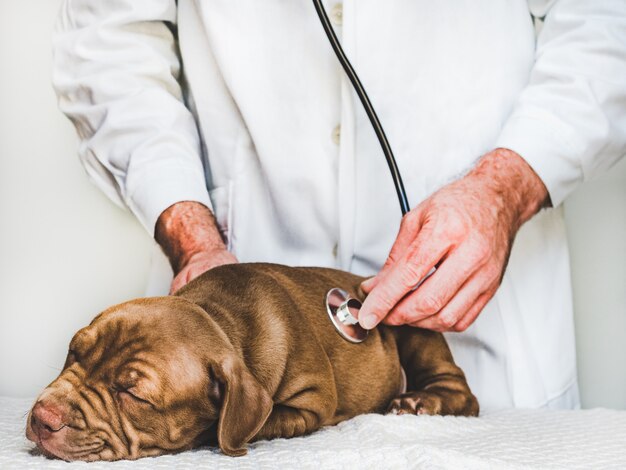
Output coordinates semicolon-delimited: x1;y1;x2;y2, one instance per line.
26;298;229;461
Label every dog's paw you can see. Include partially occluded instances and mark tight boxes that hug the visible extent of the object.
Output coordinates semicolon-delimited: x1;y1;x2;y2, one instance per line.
386;391;443;416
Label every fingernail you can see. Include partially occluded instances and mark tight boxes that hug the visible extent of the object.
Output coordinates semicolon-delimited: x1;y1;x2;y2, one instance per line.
359;313;378;330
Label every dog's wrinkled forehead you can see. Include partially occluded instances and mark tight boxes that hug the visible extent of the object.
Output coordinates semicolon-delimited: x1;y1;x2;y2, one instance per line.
76;297;204;350
68;297;211;396
69;306;150;364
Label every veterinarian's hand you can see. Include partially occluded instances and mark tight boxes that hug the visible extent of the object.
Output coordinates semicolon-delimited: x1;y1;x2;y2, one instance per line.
170;249;238;294
155;201;238;294
358;148;549;332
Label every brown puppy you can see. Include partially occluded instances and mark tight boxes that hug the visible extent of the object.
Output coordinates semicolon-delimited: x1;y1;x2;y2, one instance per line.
26;263;478;461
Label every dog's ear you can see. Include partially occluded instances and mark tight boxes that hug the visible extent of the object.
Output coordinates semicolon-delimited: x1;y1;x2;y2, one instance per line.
211;355;273;456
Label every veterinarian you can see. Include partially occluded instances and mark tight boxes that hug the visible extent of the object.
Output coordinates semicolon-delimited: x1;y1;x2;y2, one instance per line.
52;1;626;411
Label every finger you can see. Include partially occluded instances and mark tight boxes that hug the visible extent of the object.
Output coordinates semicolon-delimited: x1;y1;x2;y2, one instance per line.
385;268;484;327
404;273;490;331
170;274;185;295
184;264;209;286
384;240;488;325
359;231;448;330
172;264;200;294
360;211;423;294
451;292;492;332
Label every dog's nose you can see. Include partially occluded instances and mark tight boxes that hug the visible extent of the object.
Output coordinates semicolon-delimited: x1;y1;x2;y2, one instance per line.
30;401;66;438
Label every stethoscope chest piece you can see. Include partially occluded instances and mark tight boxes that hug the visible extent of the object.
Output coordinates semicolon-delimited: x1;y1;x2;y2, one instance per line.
325;288;368;343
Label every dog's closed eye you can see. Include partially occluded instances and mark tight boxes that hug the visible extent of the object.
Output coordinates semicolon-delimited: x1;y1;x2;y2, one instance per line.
114;386;154;408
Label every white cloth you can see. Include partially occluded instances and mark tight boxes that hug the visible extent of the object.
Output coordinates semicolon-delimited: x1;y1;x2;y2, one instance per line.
3;397;626;469
52;1;626;411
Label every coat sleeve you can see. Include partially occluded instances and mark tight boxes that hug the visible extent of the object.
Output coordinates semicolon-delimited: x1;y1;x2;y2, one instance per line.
496;0;626;206
52;0;212;234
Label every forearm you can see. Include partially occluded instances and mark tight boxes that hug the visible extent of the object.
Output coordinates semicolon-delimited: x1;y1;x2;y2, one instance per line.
155;201;227;274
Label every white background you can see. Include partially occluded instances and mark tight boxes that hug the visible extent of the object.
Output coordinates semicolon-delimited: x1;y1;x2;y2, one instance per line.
1;1;624;408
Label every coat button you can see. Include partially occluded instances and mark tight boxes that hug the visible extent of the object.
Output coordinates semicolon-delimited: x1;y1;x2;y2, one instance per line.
331;125;341;145
331;3;343;26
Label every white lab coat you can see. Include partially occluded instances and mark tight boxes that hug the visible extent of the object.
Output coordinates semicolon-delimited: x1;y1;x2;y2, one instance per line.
53;0;626;411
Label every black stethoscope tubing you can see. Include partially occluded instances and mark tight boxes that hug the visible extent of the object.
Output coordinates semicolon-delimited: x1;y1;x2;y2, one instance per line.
312;0;411;217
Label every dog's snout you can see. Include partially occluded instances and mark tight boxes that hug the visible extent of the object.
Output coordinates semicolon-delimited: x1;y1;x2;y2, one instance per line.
31;401;66;437
26;399;74;459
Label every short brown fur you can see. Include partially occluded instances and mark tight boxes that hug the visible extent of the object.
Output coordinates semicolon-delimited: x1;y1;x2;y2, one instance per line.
26;263;478;461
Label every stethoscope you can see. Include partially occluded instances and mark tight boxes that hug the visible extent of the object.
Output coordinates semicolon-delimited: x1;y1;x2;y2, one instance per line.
313;0;435;343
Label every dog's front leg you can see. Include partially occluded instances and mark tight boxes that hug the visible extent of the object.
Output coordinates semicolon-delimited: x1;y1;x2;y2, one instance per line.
388;327;479;417
254;406;322;440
